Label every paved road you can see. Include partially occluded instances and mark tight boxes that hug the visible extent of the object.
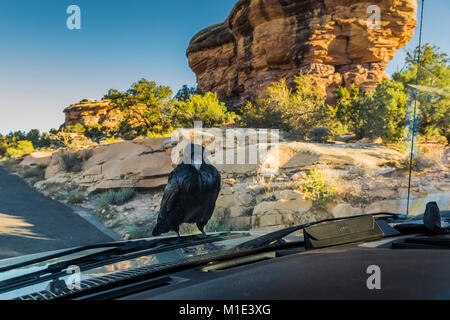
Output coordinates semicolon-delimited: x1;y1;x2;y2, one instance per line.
0;167;114;260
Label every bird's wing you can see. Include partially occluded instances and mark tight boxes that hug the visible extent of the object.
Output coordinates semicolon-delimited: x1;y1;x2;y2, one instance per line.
201;166;222;222
158;171;181;218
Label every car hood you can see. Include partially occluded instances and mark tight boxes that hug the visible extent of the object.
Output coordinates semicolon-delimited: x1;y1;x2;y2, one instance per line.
0;231;284;300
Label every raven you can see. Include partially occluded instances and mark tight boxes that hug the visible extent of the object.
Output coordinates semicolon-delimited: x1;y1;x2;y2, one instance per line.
152;144;221;237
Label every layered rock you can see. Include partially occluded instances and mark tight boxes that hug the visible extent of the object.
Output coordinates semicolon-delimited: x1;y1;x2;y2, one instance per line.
45;138;175;192
63;99;123;129
187;0;417;104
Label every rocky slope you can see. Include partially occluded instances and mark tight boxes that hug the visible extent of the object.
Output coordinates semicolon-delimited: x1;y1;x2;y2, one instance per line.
187;0;417;104
17;134;449;238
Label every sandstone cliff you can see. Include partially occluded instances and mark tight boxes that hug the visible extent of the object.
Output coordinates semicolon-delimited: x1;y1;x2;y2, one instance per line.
187;0;417;104
63;99;123;129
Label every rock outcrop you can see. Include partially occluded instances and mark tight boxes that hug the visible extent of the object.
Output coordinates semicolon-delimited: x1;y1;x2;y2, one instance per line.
187;0;417;104
63;99;123;129
44;138;175;192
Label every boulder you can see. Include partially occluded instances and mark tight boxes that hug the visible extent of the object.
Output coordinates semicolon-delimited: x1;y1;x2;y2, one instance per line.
332;203;363;218
252;198;313;229
274;190;304;201
21;152;53;167
45;138;175;192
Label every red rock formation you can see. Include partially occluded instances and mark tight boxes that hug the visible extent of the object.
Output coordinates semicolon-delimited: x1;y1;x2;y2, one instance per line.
187;0;417;104
63;99;124;129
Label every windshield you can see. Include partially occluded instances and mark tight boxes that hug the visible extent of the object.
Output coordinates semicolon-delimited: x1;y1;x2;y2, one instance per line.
0;0;448;273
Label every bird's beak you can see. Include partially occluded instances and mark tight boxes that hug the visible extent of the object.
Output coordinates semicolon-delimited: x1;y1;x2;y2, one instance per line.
193;163;202;171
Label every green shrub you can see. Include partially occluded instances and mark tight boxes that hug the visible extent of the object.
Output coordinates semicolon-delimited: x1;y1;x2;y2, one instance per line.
57;189;86;204
241;73;327;137
6;140;34;158
85;125;103;139
105;78;174;134
63;123;86;135
172;92;238;128
95;207;118;221
332;80;407;142
123;224;149;240
114;188;136;205
299;169;336;207
66;190;86;204
175;85;199;102
58;150;83;173
308;127;332;143
22;166;45;180
96;188;135;211
104;136;120;144
96;190;117;211
393;44;450;142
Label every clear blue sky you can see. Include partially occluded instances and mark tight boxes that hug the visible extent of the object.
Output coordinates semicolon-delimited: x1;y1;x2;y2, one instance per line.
0;0;448;134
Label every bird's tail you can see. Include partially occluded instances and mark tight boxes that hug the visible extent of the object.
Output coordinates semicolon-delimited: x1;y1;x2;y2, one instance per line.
152;220;170;237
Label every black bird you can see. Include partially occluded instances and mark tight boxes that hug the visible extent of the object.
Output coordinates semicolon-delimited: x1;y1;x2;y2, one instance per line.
152;144;221;237
423;201;444;234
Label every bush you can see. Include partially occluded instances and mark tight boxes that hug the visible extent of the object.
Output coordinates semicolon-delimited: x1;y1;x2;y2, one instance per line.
332;80;407;142
105;78;174;135
57;189;86;204
58;149;92;173
5;140;34;158
299;169;336;207
22;166;45;180
96;188;135;211
63;123;86;135
393;44;450;141
171;92;238;128
67;190;86;204
241;73;327;137
96;191;117;211
58;151;83;173
123;224;149;240
114;188;136;205
85;125;104;139
95;207;118;221
175;85;199;102
308;127;332;143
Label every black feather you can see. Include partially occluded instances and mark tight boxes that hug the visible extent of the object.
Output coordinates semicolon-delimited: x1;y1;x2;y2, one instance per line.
152;145;221;236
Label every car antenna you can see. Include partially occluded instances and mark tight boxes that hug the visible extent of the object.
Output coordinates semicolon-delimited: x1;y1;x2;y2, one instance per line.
406;0;425;216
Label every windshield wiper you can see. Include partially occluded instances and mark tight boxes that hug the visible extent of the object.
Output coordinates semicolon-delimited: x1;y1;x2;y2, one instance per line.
0;232;246;294
235;212;406;250
0;233;233;274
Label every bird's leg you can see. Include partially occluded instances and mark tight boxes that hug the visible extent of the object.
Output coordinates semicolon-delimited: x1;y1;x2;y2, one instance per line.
176;231;181;238
197;224;207;238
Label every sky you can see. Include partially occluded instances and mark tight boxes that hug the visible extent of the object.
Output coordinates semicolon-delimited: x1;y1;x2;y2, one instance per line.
0;0;449;134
